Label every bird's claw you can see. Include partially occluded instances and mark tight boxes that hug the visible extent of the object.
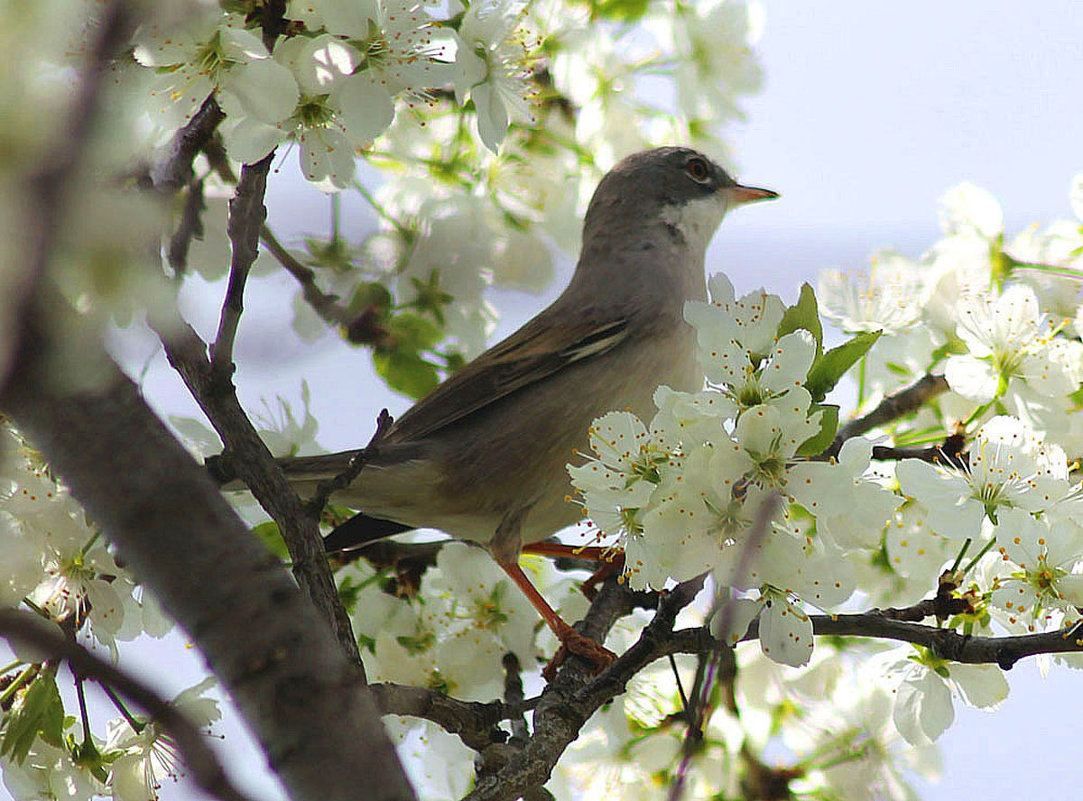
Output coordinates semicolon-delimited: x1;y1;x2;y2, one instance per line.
542;627;617;681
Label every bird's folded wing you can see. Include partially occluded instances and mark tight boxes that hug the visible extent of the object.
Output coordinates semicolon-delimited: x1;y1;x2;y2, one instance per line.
384;313;629;443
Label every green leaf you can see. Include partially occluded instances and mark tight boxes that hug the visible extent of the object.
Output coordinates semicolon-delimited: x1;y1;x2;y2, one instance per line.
796;404;839;457
348;282;393;317
386;313;443;353
251;521;289;561
373;349;440;399
574;0;649;22
2;673;65;764
805;330;883;402
777;283;823;356
305;235;353;272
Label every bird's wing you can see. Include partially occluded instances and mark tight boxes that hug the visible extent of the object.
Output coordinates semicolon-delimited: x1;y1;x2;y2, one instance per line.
384;311;629;443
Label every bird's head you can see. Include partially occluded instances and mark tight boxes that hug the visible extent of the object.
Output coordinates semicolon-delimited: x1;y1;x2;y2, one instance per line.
583;147;777;253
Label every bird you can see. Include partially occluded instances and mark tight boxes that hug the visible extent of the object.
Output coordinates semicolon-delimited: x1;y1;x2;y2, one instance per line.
254;147;776;672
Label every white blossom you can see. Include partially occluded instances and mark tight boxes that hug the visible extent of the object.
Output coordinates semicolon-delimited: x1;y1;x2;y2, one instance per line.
896;416;1074;542
453;0;535;151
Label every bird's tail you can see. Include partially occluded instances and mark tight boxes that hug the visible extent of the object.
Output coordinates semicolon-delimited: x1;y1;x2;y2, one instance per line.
323;512;413;553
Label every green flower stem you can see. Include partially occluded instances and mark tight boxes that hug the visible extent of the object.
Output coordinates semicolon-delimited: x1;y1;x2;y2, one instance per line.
962;536;999;575
79;531;101;559
949;538;972;575
101;682;145;734
963;399;996;429
0;664;37;706
353;180;408;236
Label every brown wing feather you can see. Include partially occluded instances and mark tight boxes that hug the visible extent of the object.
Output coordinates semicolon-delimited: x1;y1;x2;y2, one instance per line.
383;311;628;444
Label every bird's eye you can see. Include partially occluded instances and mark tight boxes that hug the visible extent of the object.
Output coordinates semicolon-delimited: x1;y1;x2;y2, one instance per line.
685;157;711;184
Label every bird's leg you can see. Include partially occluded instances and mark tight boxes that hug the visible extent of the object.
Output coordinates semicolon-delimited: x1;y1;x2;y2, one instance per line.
496;558;617;679
520;542;618;561
521;541;627;600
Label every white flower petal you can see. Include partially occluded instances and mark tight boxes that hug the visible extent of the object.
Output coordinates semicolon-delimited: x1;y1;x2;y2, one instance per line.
758;594;814;667
223;57;299;124
894;670;954;744
335;75;396;144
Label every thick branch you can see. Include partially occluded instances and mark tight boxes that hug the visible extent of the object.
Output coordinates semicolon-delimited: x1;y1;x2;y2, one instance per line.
0;609;252;801
463;578;696;801
1;318;415;801
1;0;135;391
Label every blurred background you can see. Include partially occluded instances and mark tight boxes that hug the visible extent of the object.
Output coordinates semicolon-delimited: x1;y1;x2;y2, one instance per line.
86;1;1083;799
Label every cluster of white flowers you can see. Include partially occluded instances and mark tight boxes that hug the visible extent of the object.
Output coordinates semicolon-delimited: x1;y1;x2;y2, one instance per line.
570;274;899;667
543;174;1083;792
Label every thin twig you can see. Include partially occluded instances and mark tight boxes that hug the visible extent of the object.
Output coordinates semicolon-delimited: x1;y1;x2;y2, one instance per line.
210;153;274;381
822;373;949;459
156;314;363;671
0;609;254;801
167;177;206;277
502;652;530;742
870;442;967;468
260;225;356;328
308;408;395;517
670;494;779;801
368;682;512;752
756;614;1083;670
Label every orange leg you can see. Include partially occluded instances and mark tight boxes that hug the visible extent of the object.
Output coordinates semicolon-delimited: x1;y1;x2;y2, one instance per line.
520;542;626;601
497;558;617;680
520;542;619;561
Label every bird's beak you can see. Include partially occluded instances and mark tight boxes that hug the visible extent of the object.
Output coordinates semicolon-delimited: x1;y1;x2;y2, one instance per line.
729;184;779;205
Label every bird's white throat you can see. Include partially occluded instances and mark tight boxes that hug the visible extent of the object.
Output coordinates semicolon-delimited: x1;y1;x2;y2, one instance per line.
659;192;731;253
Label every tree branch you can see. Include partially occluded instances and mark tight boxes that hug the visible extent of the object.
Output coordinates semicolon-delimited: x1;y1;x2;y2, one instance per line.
0;609;253;801
803;614;1083;669
662;614;1083;671
260;225;356;328
166;177;206;277
822;373;949;459
463;577;695;801
2;320;416;800
445;574;1083;801
370;682;516;753
210;153;273;380
502;652;530;743
145;95;226;192
308;408;395;516
156;315;363;670
0;6;413;791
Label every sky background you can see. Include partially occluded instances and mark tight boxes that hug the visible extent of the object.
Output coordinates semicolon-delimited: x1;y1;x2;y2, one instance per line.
19;2;1083;800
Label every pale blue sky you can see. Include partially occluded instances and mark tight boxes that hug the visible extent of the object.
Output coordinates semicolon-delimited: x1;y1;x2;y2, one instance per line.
27;3;1083;801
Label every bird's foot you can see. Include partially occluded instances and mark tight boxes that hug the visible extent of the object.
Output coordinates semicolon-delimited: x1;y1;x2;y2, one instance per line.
542;623;617;682
578;552;626;601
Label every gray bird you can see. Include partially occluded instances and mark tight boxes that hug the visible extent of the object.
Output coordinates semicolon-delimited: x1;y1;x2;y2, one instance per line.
264;147;776;668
